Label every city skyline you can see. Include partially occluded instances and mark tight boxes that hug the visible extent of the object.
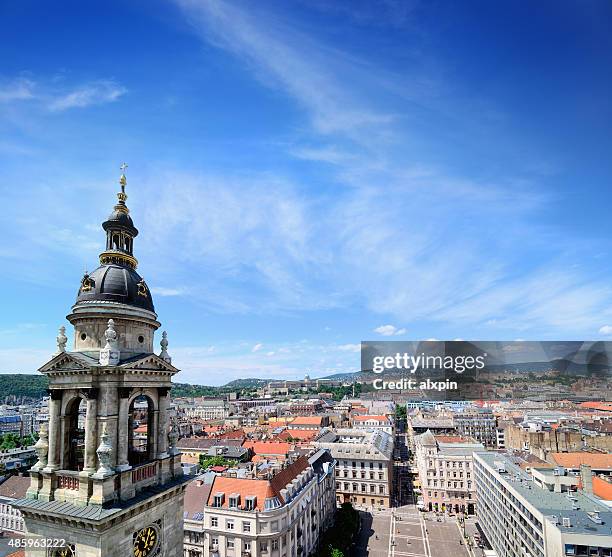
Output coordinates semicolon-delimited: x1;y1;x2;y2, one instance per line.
1;1;612;384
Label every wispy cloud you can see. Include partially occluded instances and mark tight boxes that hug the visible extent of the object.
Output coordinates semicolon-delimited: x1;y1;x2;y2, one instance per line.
0;77;35;102
374;324;406;336
150;286;185;297
0;75;126;112
47;79;126;111
163;1;612;338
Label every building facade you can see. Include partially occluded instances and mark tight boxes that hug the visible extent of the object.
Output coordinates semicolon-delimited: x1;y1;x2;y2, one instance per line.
183;450;336;557
14;169;188;557
474;452;612;557
414;430;484;515
314;428;393;508
453;410;497;447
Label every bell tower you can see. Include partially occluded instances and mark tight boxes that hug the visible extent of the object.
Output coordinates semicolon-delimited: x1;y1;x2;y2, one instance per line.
15;167;188;557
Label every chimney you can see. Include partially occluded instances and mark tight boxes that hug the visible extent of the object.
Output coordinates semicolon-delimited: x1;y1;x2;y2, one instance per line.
580;464;593;495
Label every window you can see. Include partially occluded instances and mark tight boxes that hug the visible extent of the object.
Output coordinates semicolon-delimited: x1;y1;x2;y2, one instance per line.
260;542;269;553
211;537;219;548
229;494;240;509
272;540;279;550
227;539;235;549
243;521;251;533
379;485;384;494
226;519;234;530
245;496;257;511
211;517;218;527
213;493;224;507
244;542;251;552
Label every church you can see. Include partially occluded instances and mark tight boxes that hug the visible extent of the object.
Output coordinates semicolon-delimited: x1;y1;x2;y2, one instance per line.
14;168;188;556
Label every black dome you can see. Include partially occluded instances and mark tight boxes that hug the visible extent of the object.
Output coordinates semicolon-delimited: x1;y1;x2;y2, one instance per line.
76;264;154;312
102;208;138;235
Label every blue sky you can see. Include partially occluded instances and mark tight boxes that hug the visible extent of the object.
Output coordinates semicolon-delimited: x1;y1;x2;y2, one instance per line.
0;1;611;385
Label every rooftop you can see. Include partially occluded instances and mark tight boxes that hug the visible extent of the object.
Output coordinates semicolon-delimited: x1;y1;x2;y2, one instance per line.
476;452;612;537
550;452;612;470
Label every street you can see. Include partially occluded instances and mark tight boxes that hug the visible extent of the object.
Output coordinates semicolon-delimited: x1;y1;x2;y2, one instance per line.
353;505;471;557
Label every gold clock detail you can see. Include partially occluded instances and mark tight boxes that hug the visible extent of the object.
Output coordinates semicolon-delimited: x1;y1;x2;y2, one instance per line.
50;545;75;557
133;525;159;557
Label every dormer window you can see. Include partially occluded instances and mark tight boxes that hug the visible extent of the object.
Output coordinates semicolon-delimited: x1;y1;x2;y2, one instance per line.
213;493;225;508
245;496;257;511
229;494;240;509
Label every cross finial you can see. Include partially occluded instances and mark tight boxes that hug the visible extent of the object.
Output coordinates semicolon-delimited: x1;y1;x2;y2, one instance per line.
119;162;128;195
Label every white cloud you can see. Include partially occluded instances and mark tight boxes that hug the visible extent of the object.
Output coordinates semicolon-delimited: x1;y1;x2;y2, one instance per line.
150;287;185;297
0;76;126;112
374;325;406;336
599;326;612;335
48;80;126;111
0;77;34;102
252;343;263;352
337;343;361;352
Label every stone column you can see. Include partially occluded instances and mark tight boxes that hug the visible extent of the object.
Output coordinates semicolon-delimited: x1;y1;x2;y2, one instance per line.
116;388;131;471
83;389;98;473
156;387;170;458
44;389;62;471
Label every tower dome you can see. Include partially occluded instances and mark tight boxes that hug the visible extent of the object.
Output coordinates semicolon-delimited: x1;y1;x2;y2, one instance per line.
67;166;160;355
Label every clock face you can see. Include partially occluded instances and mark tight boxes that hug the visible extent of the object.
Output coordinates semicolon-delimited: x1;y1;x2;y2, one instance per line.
50;546;75;557
133;525;159;557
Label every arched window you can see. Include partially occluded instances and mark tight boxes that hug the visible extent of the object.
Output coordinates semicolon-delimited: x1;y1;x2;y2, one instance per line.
64;397;86;471
128;395;154;466
113;233;120;250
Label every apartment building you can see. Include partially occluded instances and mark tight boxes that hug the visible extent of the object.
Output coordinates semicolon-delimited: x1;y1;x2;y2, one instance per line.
183;399;231;420
414;430;484;514
314;428;394;508
453;410;497;447
0;475;29;533
183;450;336;557
351;415;394;435
474;452;612;557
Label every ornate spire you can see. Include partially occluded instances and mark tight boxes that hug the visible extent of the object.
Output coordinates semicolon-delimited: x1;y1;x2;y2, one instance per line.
99;319;120;365
113;162;129;216
93;422;114;478
99;163;139;269
160;331;171;363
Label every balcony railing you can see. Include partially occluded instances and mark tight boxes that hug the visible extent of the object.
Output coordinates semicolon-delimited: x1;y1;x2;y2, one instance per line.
57;474;79;491
132;461;157;484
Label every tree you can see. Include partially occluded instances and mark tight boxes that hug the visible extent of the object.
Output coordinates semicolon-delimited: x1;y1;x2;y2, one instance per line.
199;455;235;469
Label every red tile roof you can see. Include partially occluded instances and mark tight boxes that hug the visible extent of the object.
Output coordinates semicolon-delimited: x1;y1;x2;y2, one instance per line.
353;415;391;422
435;435;469;443
184;478;213;519
206;456;310;511
277;429;317;441
593;476;612;501
0;475;30;499
289;416;324;426
242;441;293;456
551;452;612;469
6;551;25;557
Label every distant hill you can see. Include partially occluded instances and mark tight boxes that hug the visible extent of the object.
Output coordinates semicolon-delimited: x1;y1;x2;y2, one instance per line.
0;374;48;401
223;378;269;388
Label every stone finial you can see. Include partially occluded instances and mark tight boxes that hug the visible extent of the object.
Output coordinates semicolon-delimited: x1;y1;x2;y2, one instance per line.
168;418;180;456
56;326;67;354
93;422;114;478
32;423;49;471
99;319;120;366
160;331;171;363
